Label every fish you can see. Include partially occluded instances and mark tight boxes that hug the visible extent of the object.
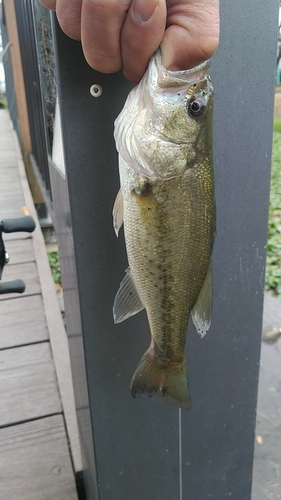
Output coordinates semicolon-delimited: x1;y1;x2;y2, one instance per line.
112;50;215;409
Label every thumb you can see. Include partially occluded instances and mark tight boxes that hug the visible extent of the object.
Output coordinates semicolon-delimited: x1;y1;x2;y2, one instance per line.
161;0;219;70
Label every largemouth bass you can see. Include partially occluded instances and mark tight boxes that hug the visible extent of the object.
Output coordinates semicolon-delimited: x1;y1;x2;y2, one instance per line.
113;50;215;409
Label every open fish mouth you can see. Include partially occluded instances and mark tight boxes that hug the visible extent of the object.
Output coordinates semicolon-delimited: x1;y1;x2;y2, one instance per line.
155;52;211;88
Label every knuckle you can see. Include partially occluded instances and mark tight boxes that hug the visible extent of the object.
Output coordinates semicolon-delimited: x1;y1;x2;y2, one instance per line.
59;17;81;40
39;0;56;10
57;2;82;39
84;52;122;74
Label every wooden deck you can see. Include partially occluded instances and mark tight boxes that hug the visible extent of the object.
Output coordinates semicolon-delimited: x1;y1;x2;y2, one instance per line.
0;110;80;499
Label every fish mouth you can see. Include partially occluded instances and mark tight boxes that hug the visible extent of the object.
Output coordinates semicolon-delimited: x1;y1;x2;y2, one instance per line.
155;50;210;88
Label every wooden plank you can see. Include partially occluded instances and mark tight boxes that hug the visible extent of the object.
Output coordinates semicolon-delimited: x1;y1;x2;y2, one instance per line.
0;343;61;426
0;194;24;204
0;185;24;199
0;197;25;211
0;142;17;149
0;165;21;175
0;165;21;174
3;232;35;242
0;147;18;156
0;156;17;169
0;414;78;500
0;173;22;187
0;261;41;299
0;174;22;189
0;168;23;190
0;186;23;199
0;295;49;349
5;238;35;265
0;207;27;220
0;188;23;204
0;169;21;179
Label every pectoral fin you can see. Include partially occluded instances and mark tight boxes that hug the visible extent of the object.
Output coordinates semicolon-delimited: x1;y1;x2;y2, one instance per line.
191;262;212;338
113;268;144;323
112;188;123;237
134;184;170;232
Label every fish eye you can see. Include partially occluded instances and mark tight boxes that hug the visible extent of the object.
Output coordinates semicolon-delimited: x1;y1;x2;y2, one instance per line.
188;97;205;118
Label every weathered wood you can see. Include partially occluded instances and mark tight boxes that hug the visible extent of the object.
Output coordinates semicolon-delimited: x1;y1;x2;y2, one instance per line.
0;158;18;165
0;153;18;167
0;414;78;500
0;164;19;174
0;171;22;190
0;152;15;158
0;165;20;174
0;207;27;221
0;261;41;299
0;342;61;427
0;197;25;211
16;131;83;472
0;84;80;496
5;238;35;264
0;141;17;153
0;295;49;349
0;114;31;219
0;188;23;201
2;231;33;243
0;160;24;203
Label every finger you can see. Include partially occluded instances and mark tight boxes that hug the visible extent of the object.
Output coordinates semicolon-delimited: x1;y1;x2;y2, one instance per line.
161;0;220;70
39;0;57;10
55;0;83;40
81;0;131;74
121;0;167;83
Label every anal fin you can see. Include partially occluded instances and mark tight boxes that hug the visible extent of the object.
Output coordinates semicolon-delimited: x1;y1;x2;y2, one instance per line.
113;268;144;323
191;262;212;338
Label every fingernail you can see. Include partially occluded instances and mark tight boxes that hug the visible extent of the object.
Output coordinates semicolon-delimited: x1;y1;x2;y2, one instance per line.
132;0;158;23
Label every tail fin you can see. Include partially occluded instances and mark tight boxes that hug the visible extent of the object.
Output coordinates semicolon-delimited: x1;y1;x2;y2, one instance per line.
130;350;191;409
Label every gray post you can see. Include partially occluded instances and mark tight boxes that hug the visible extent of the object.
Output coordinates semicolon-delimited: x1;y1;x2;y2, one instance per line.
50;1;279;498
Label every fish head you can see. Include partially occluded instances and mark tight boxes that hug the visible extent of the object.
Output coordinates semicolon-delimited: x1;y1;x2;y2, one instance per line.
114;50;214;180
153;58;214;146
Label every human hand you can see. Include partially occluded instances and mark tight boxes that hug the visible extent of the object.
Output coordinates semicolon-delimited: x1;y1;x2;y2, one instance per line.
40;0;219;83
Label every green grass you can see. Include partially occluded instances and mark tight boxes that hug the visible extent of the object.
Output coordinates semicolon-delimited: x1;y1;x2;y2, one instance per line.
265;129;281;295
48;252;61;284
273;118;281;133
0;94;7;109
